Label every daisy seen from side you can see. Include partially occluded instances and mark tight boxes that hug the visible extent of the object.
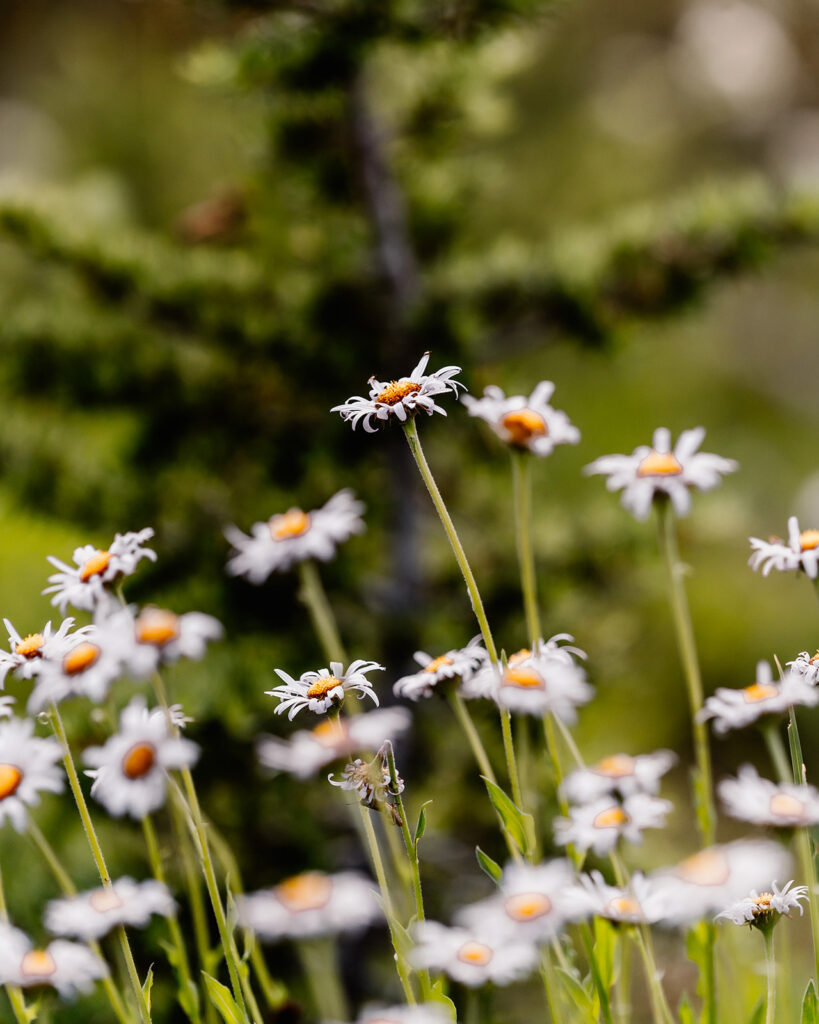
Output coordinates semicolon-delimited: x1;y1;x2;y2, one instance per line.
27;630;124;714
749;516;819;579
409;920;538;988
0;924;106;998
99;605;223;679
0;617;93;685
572;870;670;926
393;635;487;701
554;793;672;856
716;880;808;929
266;659;383;719
45;878;175;941
462;381;580;456
43;529;156;614
698;661;819;735
718;764;819;827
0;717;64;832
562;750;677;804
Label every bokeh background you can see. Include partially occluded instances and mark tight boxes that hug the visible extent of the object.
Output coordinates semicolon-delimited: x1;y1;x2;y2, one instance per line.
2;0;819;1019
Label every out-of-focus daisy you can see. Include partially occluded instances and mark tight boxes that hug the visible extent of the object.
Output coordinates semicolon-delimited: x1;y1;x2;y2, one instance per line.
336;1005;452;1024
27;634;124;714
555;794;672;856
393;636;487;701
456;860;584;943
562;750;677;804
698;661;819;735
716;880;808;929
225;490;365;583
749;516;819;579
43;529;156;614
237;871;381;940
788;649;819;685
84;697;199;819
100;606;222;679
410;921;538;988
45;878;175;941
462;382;580;456
572;870;669;925
0;618;93;685
0;924;107;997
258;708;411;779
0;718;63;832
267;659;383;720
331;353;464;433
719;765;819;827
584;427;737;521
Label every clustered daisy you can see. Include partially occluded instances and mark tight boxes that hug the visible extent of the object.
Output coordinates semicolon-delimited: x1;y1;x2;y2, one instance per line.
698;660;819;735
267;659;383;719
43;529;156;614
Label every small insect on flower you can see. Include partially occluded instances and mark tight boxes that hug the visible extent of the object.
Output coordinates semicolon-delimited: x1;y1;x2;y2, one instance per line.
717;881;808;930
462;381;580;456
410;921;538;988
718;764;819;827
0;617;93;685
393;636;487;701
27;627;124;714
554;794;672;856
0;924;107;997
99;606;223;679
698;660;819;735
562;750;677;804
584;427;737;521
84;697;199;819
267;659;383;719
572;870;670;926
45;878;176;941
0;718;63;832
225;489;365;582
331;352;465;432
749;516;819;578
237;871;381;940
43;529;157;614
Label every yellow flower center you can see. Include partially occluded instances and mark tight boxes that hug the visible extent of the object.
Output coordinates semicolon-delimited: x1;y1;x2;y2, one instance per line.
502;666;544;689
501;409;547;446
594;754;636;778
609;896;641;917
122;742;156;780
89;888;124;913
593;806;628;829
456;941;494;966
507;648;531;668
636;451;683;478
770;792;806;820
810;651;819;664
269;509;311;541
676;849;730;886
376;380;421;405
752;893;773;914
0;765;22;801
275;872;333;912
801;530;819;552
62;642;101;676
306;676;342;700
503;892;553;921
20;949;56;978
14;634;44;659
80;550;112;583
424;655;454;674
742;682;778;703
312;719;349;748
135;609;180;647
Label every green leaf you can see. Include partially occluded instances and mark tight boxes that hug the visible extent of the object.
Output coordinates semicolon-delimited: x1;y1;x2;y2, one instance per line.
803;980;819;1024
790;707;806;785
481;776;535;855
414;800;432;844
593;917;616;992
428;979;457;1020
748;996;765;1024
555;966;596;1018
142;966;154;1015
178;979;202;1024
677;993;695;1024
475;846;503;884
202;973;243;1024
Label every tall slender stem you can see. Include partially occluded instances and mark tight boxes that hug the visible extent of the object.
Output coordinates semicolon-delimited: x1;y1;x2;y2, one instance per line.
764;930;776;1024
295;939;348;1023
447;692;497;784
512;451;540;645
0;861;30;1024
297;560;348;665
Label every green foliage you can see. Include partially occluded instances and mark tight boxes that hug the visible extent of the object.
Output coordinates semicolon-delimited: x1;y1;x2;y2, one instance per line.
803;980;819;1024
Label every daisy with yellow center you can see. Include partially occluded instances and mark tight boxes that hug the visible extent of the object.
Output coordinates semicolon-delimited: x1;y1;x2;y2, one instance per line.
410;921;538;987
574;870;669;925
717;880;808;929
27;627;124;714
718;764;819;827
0;718;63;833
98;605;223;679
45;878;175;941
266;659;383;719
0;616;93;685
563;748;676;803
393;636;486;701
787;648;819;685
555;793;672;856
698;660;819;735
462;381;580;457
749;515;819;579
0;923;106;997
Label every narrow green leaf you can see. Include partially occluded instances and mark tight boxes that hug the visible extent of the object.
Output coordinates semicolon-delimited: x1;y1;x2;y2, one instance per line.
428;979;457;1020
475;846;503;884
748;996;765;1024
142;966;154;1014
202;973;243;1024
178;978;202;1024
593;917;615;991
414;800;433;844
555;966;596;1017
802;979;819;1024
790;707;806;785
481;776;531;854
677;993;695;1024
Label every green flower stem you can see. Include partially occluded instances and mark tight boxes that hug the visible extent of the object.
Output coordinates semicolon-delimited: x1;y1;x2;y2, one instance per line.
49;704;151;1024
512;451;540;646
0;860;30;1024
579;923;614;1024
764;929;776;1024
295;938;348;1023
539;954;563;1023
297;560;348;665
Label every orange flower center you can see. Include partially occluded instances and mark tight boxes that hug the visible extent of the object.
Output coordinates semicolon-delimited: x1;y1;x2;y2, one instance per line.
0;765;22;801
89;888;124;913
676;849;730;886
80;550;112;583
507;649;531;668
501;409;547;446
20;950;56;978
456;941;494;966
122;743;156;780
504;892;553;921
609;896;641;917
62;642;101;676
594;754;636;779
376;380;421;405
769;793;806;820
269;509;311;541
306;676;342;700
742;682;778;703
502;666;544;689
275;872;333;912
311;719;349;748
636;451;683;478
135;609;180;647
593;806;628;829
810;651;819;664
14;633;44;659
424;655;454;674
752;893;773;913
801;530;819;552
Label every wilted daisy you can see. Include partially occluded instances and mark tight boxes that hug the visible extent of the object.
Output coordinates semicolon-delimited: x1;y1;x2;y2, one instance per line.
0;717;63;832
331;352;464;432
584;427;737;520
84;697;199;819
267;659;383;719
393;636;487;701
718;765;819;827
99;606;222;679
0;618;93;685
555;794;672;856
0;924;106;997
339;1005;452;1024
788;650;819;685
562;750;677;804
328;756;403;807
43;529;156;614
237;871;381;940
572;870;669;925
698;661;819;735
462;381;580;456
258;708;411;779
225;489;365;582
717;881;808;929
45;878;175;940
27;632;124;714
749;516;819;578
410;921;538;988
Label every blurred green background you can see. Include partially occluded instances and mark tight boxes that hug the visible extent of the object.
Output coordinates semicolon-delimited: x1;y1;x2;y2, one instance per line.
2;0;819;1019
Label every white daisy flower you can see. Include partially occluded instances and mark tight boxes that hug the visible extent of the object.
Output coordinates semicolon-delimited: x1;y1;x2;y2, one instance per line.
328;757;403;806
456;860;584;943
0;697;15;720
749;516;819;579
393;636;487;701
554;794;672;856
0;617;93;685
0;924;107;998
698;660;819;735
572;870;670;925
43;529;157;614
27;633;124;714
343;1005;452;1024
788;650;819;685
331;352;464;433
651;840;793;926
258;708;411;779
237;871;381;940
462;382;580;456
716;880;808;928
45;878;175;941
562;750;677;804
584;427;737;521
96;606;223;679
718;764;819;827
0;718;63;832
225;489;365;582
84;697;199;819
409;921;538;988
266;659;383;720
